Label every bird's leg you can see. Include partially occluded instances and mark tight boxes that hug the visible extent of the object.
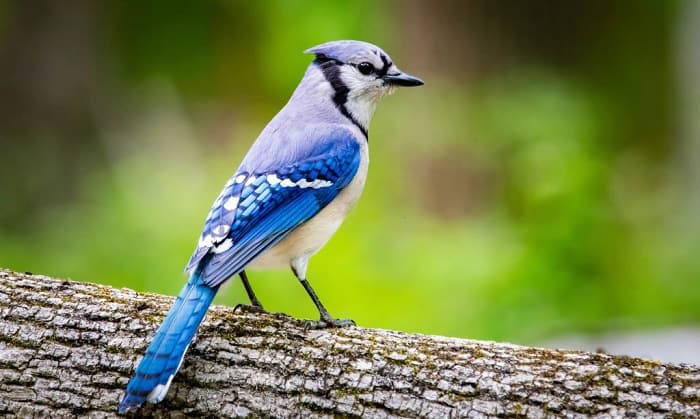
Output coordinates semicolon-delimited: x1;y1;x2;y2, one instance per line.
234;270;265;313
292;266;355;329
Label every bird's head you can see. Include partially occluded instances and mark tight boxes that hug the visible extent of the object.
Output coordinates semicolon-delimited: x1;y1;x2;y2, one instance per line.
304;40;423;134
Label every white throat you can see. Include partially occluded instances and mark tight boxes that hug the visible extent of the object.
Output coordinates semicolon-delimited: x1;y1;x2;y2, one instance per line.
345;92;379;131
338;66;393;134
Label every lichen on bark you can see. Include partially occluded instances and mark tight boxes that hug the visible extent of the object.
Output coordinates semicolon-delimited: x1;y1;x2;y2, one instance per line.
0;269;698;418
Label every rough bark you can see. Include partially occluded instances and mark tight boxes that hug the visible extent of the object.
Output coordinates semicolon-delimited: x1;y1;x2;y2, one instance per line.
0;269;698;418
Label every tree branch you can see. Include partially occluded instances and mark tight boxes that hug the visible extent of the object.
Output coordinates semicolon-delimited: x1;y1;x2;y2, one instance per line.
0;268;698;417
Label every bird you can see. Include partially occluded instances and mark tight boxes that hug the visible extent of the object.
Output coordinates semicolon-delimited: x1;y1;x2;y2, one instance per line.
118;40;423;413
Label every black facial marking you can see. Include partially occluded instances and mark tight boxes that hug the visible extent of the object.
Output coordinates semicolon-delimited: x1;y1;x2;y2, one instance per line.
313;56;369;139
314;53;334;64
377;53;392;77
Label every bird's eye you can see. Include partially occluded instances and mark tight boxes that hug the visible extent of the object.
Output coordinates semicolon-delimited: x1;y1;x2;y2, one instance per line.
357;62;375;75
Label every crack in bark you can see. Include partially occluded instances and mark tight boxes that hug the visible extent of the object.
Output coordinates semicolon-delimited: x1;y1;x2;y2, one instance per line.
0;268;699;418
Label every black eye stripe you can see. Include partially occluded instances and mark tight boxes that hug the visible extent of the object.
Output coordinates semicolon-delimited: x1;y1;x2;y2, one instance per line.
313;54;369;139
377;54;392;77
313;53;391;79
314;54;343;67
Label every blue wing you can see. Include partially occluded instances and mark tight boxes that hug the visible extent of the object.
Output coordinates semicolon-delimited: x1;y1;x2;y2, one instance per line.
185;129;361;288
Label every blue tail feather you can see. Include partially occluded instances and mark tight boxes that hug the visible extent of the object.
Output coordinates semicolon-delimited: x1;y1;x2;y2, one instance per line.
118;272;218;413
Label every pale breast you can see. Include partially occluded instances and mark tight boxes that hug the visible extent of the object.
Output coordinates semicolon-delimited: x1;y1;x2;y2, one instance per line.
249;139;369;270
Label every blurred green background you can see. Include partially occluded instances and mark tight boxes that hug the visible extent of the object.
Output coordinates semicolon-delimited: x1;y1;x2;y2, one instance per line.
1;0;699;348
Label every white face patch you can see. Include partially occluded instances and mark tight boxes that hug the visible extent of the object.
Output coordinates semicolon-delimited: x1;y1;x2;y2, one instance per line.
338;66;385;130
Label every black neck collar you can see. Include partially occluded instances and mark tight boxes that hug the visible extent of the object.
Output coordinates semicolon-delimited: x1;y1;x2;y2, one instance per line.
313;56;369;139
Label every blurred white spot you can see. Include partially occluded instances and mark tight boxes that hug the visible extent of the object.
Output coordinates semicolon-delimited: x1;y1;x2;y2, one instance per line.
312;179;332;188
211;224;230;236
147;374;174;403
147;342;191;403
213;239;233;254
223;196;239;211
198;235;214;248
276;177;332;189
267;174;281;186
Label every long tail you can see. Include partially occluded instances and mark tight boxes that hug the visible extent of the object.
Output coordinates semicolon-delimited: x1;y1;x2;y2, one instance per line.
118;272;218;413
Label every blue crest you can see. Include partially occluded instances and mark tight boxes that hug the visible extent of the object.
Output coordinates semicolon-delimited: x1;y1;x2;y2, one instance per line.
305;39;391;64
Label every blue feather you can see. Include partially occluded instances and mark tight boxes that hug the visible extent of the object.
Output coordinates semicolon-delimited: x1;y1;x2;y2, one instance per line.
118;272;218;413
202;193;323;286
123;130;361;412
186;131;361;286
118;38;423;413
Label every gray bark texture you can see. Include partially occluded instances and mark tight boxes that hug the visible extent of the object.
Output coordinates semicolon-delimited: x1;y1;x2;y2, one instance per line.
0;269;699;418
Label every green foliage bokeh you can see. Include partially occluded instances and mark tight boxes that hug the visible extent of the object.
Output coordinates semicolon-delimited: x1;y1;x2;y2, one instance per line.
1;0;698;345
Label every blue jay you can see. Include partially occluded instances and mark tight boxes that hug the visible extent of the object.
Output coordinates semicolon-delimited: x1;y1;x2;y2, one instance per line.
118;40;423;413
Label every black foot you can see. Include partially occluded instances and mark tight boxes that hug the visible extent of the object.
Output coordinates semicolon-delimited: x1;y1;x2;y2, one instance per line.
233;303;266;314
304;316;355;330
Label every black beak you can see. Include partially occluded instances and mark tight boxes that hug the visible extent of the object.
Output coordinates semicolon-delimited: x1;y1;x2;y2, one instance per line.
383;72;424;87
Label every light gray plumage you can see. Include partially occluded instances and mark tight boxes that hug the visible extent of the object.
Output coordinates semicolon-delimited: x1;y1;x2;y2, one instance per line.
119;40;423;413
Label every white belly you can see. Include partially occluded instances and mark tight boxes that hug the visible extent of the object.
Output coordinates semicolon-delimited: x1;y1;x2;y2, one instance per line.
249;140;369;270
